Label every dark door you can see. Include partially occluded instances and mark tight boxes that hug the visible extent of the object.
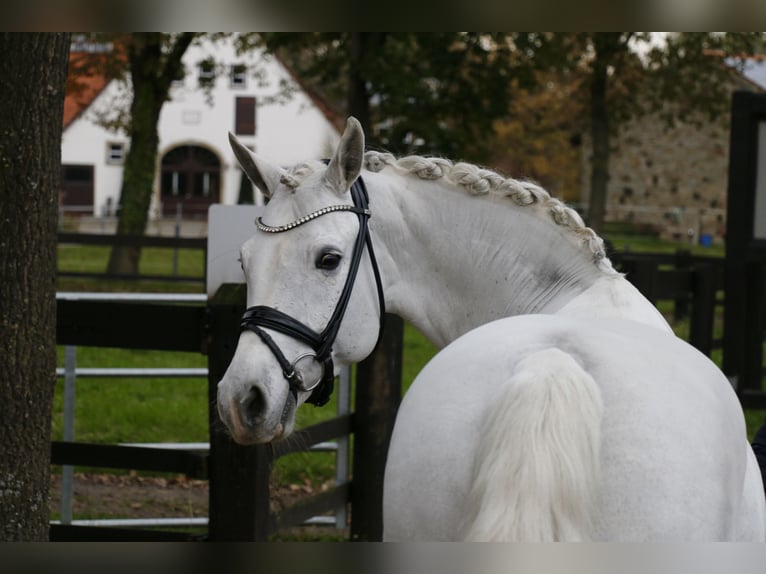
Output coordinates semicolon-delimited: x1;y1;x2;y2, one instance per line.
160;145;221;219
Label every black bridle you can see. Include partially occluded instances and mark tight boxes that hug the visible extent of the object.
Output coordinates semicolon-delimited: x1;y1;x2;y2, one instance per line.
239;175;385;406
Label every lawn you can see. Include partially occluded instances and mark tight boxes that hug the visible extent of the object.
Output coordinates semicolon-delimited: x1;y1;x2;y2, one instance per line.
57;243;205;293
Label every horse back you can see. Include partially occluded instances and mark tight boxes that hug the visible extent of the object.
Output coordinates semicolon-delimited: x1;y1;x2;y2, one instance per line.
384;314;754;541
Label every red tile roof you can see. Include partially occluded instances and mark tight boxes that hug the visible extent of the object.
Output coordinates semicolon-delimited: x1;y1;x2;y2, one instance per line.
63;52;114;129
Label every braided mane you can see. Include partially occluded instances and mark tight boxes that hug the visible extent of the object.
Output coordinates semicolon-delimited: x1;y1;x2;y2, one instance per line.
365;151;615;274
280;153;616;274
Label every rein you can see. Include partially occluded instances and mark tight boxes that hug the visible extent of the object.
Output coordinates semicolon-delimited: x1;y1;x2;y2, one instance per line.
239;175;385;406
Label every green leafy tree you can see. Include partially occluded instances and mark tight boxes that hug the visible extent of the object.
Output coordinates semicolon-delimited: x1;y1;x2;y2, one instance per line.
102;33;197;275
0;32;70;541
262;32;766;233
260;33;541;161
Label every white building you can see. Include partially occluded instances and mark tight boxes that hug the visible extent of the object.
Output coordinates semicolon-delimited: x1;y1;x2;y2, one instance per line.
60;35;341;223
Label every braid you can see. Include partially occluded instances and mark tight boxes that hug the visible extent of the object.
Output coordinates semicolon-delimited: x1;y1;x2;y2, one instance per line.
363;152;615;273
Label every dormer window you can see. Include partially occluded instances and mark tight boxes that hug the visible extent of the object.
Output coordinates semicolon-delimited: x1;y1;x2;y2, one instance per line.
230;64;247;88
198;58;216;87
171;63;186;88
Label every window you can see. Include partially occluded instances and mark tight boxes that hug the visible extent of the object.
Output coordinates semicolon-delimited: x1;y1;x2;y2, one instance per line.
171;64;186;88
198;58;216;87
230;64;247;88
235;96;256;135
59;164;94;211
106;142;125;164
62;165;94;184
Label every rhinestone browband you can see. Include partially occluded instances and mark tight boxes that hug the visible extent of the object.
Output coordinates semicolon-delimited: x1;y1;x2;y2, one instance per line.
255;204;371;233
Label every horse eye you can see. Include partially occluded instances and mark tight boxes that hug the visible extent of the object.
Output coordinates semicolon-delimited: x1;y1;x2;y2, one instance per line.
316;252;342;270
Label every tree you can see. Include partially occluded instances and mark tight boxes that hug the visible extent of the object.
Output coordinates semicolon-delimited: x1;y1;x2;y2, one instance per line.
104;33;196;275
0;32;70;541
490;67;585;203
584;33;637;234
263;33;766;233
547;32;766;232
260;33;534;161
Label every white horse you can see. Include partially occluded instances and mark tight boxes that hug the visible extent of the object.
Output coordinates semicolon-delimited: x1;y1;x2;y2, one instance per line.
217;117;766;541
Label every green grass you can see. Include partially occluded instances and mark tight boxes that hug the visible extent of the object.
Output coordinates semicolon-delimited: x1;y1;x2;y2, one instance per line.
57;244;205;293
57;244;205;277
52;347;208;445
601;222;725;258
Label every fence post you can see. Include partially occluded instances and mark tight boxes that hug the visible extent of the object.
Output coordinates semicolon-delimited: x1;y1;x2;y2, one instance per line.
60;345;77;524
689;263;716;356
350;314;403;541
674;249;692;321
206;284;272;541
622;258;658;305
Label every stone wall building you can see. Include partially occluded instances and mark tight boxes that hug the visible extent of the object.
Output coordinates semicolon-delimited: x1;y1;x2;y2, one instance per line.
579;57;766;244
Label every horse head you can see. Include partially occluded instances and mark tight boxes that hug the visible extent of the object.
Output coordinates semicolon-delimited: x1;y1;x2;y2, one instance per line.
217;117;384;444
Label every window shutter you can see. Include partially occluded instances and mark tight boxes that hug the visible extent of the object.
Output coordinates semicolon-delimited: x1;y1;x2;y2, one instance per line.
235;96;256;135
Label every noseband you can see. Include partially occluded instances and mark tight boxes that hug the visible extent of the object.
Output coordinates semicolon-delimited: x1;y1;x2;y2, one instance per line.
239;175;385;406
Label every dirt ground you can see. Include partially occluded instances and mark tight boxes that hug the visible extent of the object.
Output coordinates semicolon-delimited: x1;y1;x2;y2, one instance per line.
49;472;348;540
49;472;211;521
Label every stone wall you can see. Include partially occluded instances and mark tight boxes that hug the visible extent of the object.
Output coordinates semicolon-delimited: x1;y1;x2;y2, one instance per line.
579;76;763;244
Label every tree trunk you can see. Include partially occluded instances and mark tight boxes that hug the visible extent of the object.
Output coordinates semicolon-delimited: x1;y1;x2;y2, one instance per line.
347;33;378;131
587;32;630;233
587;33;618;234
0;32;70;541
105;33;194;276
106;35;165;276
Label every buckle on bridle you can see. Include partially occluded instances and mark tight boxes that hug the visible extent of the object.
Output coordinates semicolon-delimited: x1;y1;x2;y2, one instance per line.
285;352;324;393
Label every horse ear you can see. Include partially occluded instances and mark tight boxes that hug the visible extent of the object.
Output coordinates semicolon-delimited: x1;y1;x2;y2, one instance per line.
324;117;365;196
228;132;284;198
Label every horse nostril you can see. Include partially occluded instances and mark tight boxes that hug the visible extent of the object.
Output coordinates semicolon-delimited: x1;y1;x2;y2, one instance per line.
241;385;266;425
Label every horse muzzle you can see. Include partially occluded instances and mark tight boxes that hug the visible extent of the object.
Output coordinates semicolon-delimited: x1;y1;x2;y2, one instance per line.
216;357;298;444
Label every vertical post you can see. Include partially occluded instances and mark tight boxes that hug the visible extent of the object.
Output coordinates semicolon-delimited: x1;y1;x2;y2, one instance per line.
173;202;182;277
689;263;716;357
207;284;272;541
334;366;351;529
350;314;403;541
623;258;658;305
674;249;692;321
744;266;766;394
723;257;748;387
723;91;766;400
60;345;77;525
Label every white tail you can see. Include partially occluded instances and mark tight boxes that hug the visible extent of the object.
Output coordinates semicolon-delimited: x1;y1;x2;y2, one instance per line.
461;348;604;541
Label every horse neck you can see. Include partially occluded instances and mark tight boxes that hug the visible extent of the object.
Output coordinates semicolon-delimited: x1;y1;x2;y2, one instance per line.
367;170;629;348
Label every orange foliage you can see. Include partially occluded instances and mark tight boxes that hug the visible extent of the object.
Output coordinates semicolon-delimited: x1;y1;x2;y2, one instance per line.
490;71;587;204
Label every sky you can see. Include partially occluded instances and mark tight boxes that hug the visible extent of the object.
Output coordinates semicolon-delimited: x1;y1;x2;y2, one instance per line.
740;59;766;90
